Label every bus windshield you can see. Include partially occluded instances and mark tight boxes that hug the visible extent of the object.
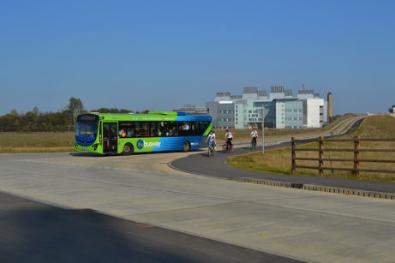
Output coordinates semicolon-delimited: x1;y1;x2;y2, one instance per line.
76;121;97;137
75;114;99;146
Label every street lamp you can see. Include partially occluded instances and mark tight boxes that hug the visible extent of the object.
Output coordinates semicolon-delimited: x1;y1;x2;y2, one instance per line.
261;107;265;154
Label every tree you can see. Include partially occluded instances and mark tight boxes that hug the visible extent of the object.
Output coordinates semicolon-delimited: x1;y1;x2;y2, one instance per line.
91;107;132;113
9;109;18;116
32;106;39;116
66;97;85;120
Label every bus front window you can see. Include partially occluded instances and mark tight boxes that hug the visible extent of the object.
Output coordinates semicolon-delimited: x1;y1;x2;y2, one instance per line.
75;118;98;146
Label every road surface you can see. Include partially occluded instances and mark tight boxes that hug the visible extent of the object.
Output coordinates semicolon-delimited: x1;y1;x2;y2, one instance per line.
0;191;295;263
1;152;395;262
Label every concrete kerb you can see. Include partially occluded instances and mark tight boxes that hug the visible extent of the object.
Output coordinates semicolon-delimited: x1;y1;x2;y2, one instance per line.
168;161;395;201
302;184;395;199
236;177;395;200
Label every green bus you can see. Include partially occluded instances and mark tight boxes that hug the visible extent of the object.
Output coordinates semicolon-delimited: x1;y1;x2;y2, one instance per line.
75;112;212;155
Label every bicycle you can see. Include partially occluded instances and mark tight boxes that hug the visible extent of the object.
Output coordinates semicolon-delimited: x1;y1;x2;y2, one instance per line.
225;139;233;153
208;141;216;157
251;137;257;150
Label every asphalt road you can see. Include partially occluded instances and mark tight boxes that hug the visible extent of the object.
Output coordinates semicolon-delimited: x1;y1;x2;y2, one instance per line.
1;153;395;262
171;115;395;194
0;191;298;263
171;145;395;193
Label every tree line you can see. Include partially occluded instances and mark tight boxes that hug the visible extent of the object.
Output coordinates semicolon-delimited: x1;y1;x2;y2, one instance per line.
0;97;135;132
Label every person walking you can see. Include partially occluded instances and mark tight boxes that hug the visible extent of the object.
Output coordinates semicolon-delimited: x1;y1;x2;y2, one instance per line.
250;128;258;150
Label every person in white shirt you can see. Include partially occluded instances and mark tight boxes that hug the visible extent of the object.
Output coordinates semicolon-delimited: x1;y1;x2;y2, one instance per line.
250;128;258;150
224;129;233;152
207;130;216;147
207;130;216;156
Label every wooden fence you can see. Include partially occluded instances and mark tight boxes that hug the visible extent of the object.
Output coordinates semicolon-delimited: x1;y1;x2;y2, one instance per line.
291;137;395;176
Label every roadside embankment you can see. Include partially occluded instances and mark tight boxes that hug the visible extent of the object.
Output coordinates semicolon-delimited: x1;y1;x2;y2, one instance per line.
228;115;395;183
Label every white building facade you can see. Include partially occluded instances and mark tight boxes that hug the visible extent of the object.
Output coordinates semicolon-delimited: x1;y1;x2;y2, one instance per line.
306;98;325;128
207;87;328;129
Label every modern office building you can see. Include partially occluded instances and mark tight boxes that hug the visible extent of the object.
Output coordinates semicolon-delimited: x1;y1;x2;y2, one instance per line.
207;87;328;129
173;104;208;114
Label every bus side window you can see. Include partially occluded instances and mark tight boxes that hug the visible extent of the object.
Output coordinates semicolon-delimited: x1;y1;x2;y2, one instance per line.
199;121;209;135
178;121;192;136
133;122;149;137
134;122;142;137
190;122;198;136
150;122;160;137
142;122;150;137
164;121;178;137
159;122;166;137
119;122;134;138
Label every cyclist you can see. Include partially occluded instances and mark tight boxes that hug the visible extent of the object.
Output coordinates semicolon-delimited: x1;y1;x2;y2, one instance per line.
224;129;233;152
207;130;216;157
250;128;258;150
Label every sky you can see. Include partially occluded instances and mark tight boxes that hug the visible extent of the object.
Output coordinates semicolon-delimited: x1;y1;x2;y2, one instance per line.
0;0;394;115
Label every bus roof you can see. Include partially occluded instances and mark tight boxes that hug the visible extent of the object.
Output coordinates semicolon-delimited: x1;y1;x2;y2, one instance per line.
81;111;212;122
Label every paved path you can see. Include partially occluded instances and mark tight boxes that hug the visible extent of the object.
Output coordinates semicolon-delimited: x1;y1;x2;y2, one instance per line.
171;115;395;194
171;145;395;194
1;153;395;262
0;191;295;263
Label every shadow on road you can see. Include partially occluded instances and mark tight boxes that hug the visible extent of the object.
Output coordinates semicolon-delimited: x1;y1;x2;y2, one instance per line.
0;192;298;263
70;150;208;158
69;152;103;157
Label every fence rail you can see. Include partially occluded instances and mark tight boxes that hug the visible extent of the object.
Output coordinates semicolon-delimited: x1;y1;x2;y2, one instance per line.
291;137;395;176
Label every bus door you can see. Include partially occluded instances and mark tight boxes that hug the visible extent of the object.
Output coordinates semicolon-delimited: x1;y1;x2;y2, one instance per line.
103;122;118;154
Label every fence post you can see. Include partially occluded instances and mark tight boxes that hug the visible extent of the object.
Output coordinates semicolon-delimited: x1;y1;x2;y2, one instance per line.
354;136;360;176
291;137;296;174
318;136;324;176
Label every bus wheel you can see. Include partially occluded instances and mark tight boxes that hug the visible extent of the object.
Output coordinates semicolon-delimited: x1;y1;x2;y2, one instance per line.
123;143;134;155
183;142;191;152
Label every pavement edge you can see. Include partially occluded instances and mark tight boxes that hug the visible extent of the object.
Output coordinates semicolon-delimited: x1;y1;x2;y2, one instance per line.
168;162;395;200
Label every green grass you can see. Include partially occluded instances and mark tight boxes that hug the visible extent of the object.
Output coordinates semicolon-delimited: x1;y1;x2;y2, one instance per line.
228;115;395;183
353;115;395;138
0;132;74;152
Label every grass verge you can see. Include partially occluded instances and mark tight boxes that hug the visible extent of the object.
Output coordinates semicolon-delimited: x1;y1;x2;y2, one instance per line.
0;132;74;153
0;147;73;153
228;116;395;183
